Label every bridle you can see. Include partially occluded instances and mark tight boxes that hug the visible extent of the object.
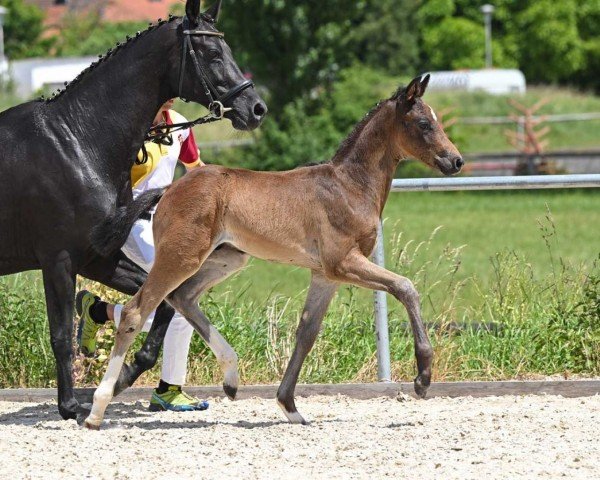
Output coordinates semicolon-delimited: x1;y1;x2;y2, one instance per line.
139;16;254;163
177;16;254;117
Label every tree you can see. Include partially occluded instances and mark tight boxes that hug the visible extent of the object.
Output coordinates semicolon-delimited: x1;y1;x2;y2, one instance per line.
219;0;366;115
1;0;49;59
348;0;421;77
50;12;146;57
514;0;583;84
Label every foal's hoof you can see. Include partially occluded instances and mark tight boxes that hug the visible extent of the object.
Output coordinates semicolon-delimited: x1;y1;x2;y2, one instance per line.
414;374;431;399
223;383;237;401
83;420;100;431
277;400;308;425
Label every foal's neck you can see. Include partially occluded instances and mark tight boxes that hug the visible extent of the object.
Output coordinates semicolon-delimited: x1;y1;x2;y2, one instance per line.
332;102;401;215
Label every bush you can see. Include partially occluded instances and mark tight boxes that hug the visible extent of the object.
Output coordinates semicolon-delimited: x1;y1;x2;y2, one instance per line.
238;65;399;170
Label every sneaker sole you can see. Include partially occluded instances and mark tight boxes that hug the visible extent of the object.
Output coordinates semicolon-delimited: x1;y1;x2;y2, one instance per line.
75;290;88;317
148;400;209;412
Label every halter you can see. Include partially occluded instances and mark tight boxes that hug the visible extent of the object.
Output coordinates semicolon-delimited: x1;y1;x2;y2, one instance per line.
140;17;255;163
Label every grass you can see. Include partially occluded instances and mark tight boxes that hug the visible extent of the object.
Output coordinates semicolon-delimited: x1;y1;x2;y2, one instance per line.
0;190;598;388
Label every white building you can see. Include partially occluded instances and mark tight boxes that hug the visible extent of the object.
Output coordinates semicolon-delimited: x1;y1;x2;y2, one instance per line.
9;57;96;97
427;69;526;95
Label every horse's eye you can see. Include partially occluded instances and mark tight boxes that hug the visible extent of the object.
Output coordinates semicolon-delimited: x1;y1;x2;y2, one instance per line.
418;120;430;130
208;49;221;61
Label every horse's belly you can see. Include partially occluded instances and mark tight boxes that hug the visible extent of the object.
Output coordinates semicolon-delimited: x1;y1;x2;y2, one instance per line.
226;231;321;270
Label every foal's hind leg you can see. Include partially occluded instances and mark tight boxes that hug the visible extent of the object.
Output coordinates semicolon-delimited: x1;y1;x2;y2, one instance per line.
80;252;176;397
333;250;433;398
84;254;202;429
277;272;338;424
167;245;250;400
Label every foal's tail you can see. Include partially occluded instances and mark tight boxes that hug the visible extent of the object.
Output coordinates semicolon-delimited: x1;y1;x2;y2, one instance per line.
91;188;166;257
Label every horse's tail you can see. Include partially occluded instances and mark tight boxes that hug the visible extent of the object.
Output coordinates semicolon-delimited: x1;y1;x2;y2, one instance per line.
91;188;166;257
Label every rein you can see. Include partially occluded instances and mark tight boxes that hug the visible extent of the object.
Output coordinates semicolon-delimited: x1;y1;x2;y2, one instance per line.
138;17;255;164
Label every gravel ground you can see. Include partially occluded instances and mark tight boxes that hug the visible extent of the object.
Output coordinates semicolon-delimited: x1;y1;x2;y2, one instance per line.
0;394;598;479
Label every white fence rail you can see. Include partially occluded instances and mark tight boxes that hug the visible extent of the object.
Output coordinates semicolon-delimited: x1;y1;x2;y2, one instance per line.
372;174;600;381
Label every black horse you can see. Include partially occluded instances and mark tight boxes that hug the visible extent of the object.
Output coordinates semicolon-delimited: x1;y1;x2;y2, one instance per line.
0;0;266;421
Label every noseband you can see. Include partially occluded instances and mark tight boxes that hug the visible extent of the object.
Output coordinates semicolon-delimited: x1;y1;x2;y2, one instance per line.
177;17;254;118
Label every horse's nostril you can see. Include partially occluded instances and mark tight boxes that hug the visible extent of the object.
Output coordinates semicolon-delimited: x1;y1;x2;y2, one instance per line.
455;157;464;169
253;102;267;118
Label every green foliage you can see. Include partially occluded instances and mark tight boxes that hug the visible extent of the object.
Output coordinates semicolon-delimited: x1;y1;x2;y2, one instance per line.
0;0;50;59
348;0;421;77
0;276;54;387
50;13;147;57
240;65;397;170
219;0;365;114
515;0;583;83
422;17;485;70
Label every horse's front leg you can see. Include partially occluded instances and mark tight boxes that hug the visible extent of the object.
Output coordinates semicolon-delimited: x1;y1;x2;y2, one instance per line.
277;273;338;424
41;252;79;420
334;250;433;398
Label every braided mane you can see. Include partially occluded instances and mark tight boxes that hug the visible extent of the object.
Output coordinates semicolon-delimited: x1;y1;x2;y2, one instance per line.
41;14;182;103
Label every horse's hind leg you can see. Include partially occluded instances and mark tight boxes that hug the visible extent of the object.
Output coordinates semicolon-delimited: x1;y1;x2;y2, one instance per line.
277;272;338;424
167;244;250;400
41;252;79;420
332;250;433;398
84;253;202;429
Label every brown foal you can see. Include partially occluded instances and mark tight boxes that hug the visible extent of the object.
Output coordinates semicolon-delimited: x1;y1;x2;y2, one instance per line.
85;74;463;428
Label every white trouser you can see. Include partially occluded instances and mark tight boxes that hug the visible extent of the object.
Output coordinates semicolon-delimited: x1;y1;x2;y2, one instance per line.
113;217;194;386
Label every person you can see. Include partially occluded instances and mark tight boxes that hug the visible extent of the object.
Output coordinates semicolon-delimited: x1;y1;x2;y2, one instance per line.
76;99;208;412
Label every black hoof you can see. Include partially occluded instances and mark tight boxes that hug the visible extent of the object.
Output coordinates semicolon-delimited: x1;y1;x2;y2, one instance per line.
414;374;430;399
76;403;92;426
59;398;79;420
223;384;237;401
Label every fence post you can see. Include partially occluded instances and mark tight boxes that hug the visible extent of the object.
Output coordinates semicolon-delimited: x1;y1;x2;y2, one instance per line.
372;220;392;382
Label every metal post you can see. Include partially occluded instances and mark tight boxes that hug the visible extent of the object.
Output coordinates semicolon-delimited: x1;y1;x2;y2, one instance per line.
481;4;495;68
372;220;391;382
0;6;7;83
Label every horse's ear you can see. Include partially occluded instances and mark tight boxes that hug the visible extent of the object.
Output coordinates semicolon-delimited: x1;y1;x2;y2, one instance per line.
203;0;223;22
404;76;422;103
419;74;430;96
186;0;201;25
403;74;430;103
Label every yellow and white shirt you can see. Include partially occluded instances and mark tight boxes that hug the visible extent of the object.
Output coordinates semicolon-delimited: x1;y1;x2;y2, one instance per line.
131;110;200;206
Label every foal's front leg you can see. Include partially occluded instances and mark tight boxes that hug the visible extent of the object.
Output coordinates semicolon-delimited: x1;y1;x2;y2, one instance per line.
334;250;433;398
277;273;338;424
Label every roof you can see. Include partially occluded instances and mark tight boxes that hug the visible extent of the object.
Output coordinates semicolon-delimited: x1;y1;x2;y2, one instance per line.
26;0;183;27
103;0;183;23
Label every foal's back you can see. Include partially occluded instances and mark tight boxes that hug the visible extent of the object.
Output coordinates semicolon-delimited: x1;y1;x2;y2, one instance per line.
153;163;379;270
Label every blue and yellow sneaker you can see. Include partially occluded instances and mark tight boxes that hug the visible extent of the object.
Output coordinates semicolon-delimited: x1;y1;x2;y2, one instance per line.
76;289;102;357
149;386;209;412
